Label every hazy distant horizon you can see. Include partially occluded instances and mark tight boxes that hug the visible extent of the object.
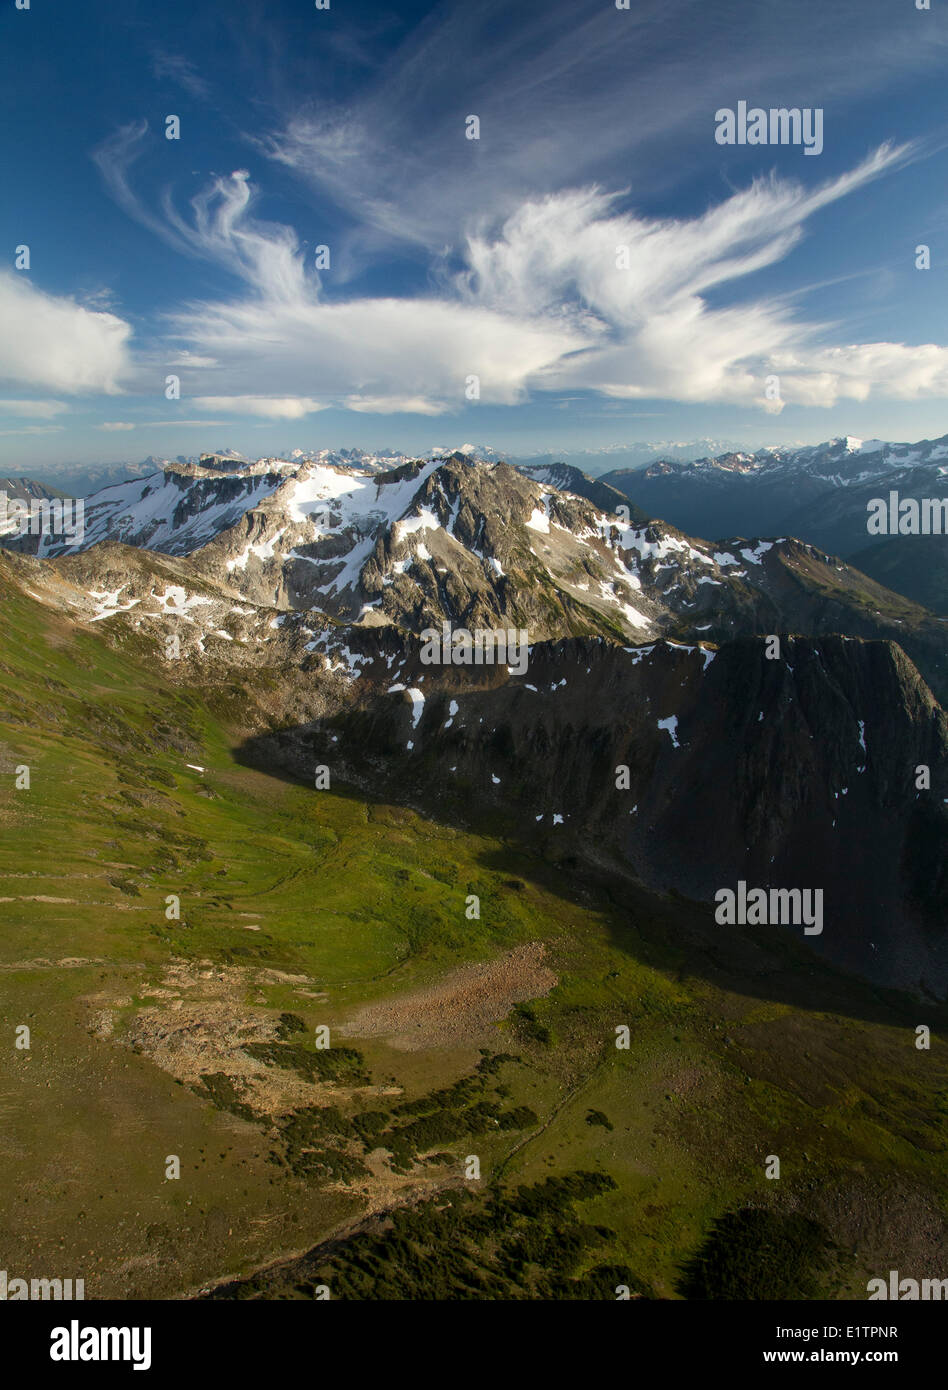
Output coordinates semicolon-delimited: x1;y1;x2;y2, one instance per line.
2;431;907;493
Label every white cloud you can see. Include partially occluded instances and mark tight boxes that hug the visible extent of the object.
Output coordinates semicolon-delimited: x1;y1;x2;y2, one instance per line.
768;343;948;407
344;394;449;416
172;290;582;411
166;352;218;368
98;421;137;431
191;395;328;419
0;425;65;437
136;418;231;428
93;129;308;301
445;146;948;413
146;145;948;416
0;399;69;419
264;0;948;260
92;101;948;419
0;273;131;394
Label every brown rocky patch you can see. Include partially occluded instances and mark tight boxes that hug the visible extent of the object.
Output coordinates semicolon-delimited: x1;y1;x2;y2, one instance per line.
337;941;557;1050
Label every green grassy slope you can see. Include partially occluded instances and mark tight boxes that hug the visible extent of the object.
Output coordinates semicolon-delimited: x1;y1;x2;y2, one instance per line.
1;565;946;1300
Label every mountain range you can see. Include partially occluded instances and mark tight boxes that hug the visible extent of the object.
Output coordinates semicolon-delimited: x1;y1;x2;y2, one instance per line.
601;434;948;615
2;436;947;1302
7;438;750;498
3;443;945;996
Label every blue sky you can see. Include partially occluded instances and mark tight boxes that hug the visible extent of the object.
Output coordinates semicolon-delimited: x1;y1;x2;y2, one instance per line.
2;0;948;470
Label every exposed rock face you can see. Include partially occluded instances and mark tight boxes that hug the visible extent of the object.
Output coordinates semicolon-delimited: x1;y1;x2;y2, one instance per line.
670;536;948;706
15;450;942;696
240;632;948;999
8;452;753;643
515;462;649;522
5;462;295;559
3;446;945;999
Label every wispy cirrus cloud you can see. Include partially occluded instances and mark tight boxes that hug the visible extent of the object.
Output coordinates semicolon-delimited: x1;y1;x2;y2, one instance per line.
264;0;948;259
150;49;211;101
192;396;328;420
0;425;66;437
0;399;69;419
78;0;948;423
92;134;948;417
5;0;948;472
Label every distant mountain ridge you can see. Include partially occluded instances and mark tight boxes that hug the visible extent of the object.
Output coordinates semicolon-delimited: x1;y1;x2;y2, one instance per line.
7;438;753;495
514;437;753;476
9;445;505;497
602;433;948;613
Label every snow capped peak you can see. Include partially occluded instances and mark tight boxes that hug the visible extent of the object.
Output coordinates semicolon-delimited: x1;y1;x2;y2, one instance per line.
430;442;503;462
634;432;948;488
